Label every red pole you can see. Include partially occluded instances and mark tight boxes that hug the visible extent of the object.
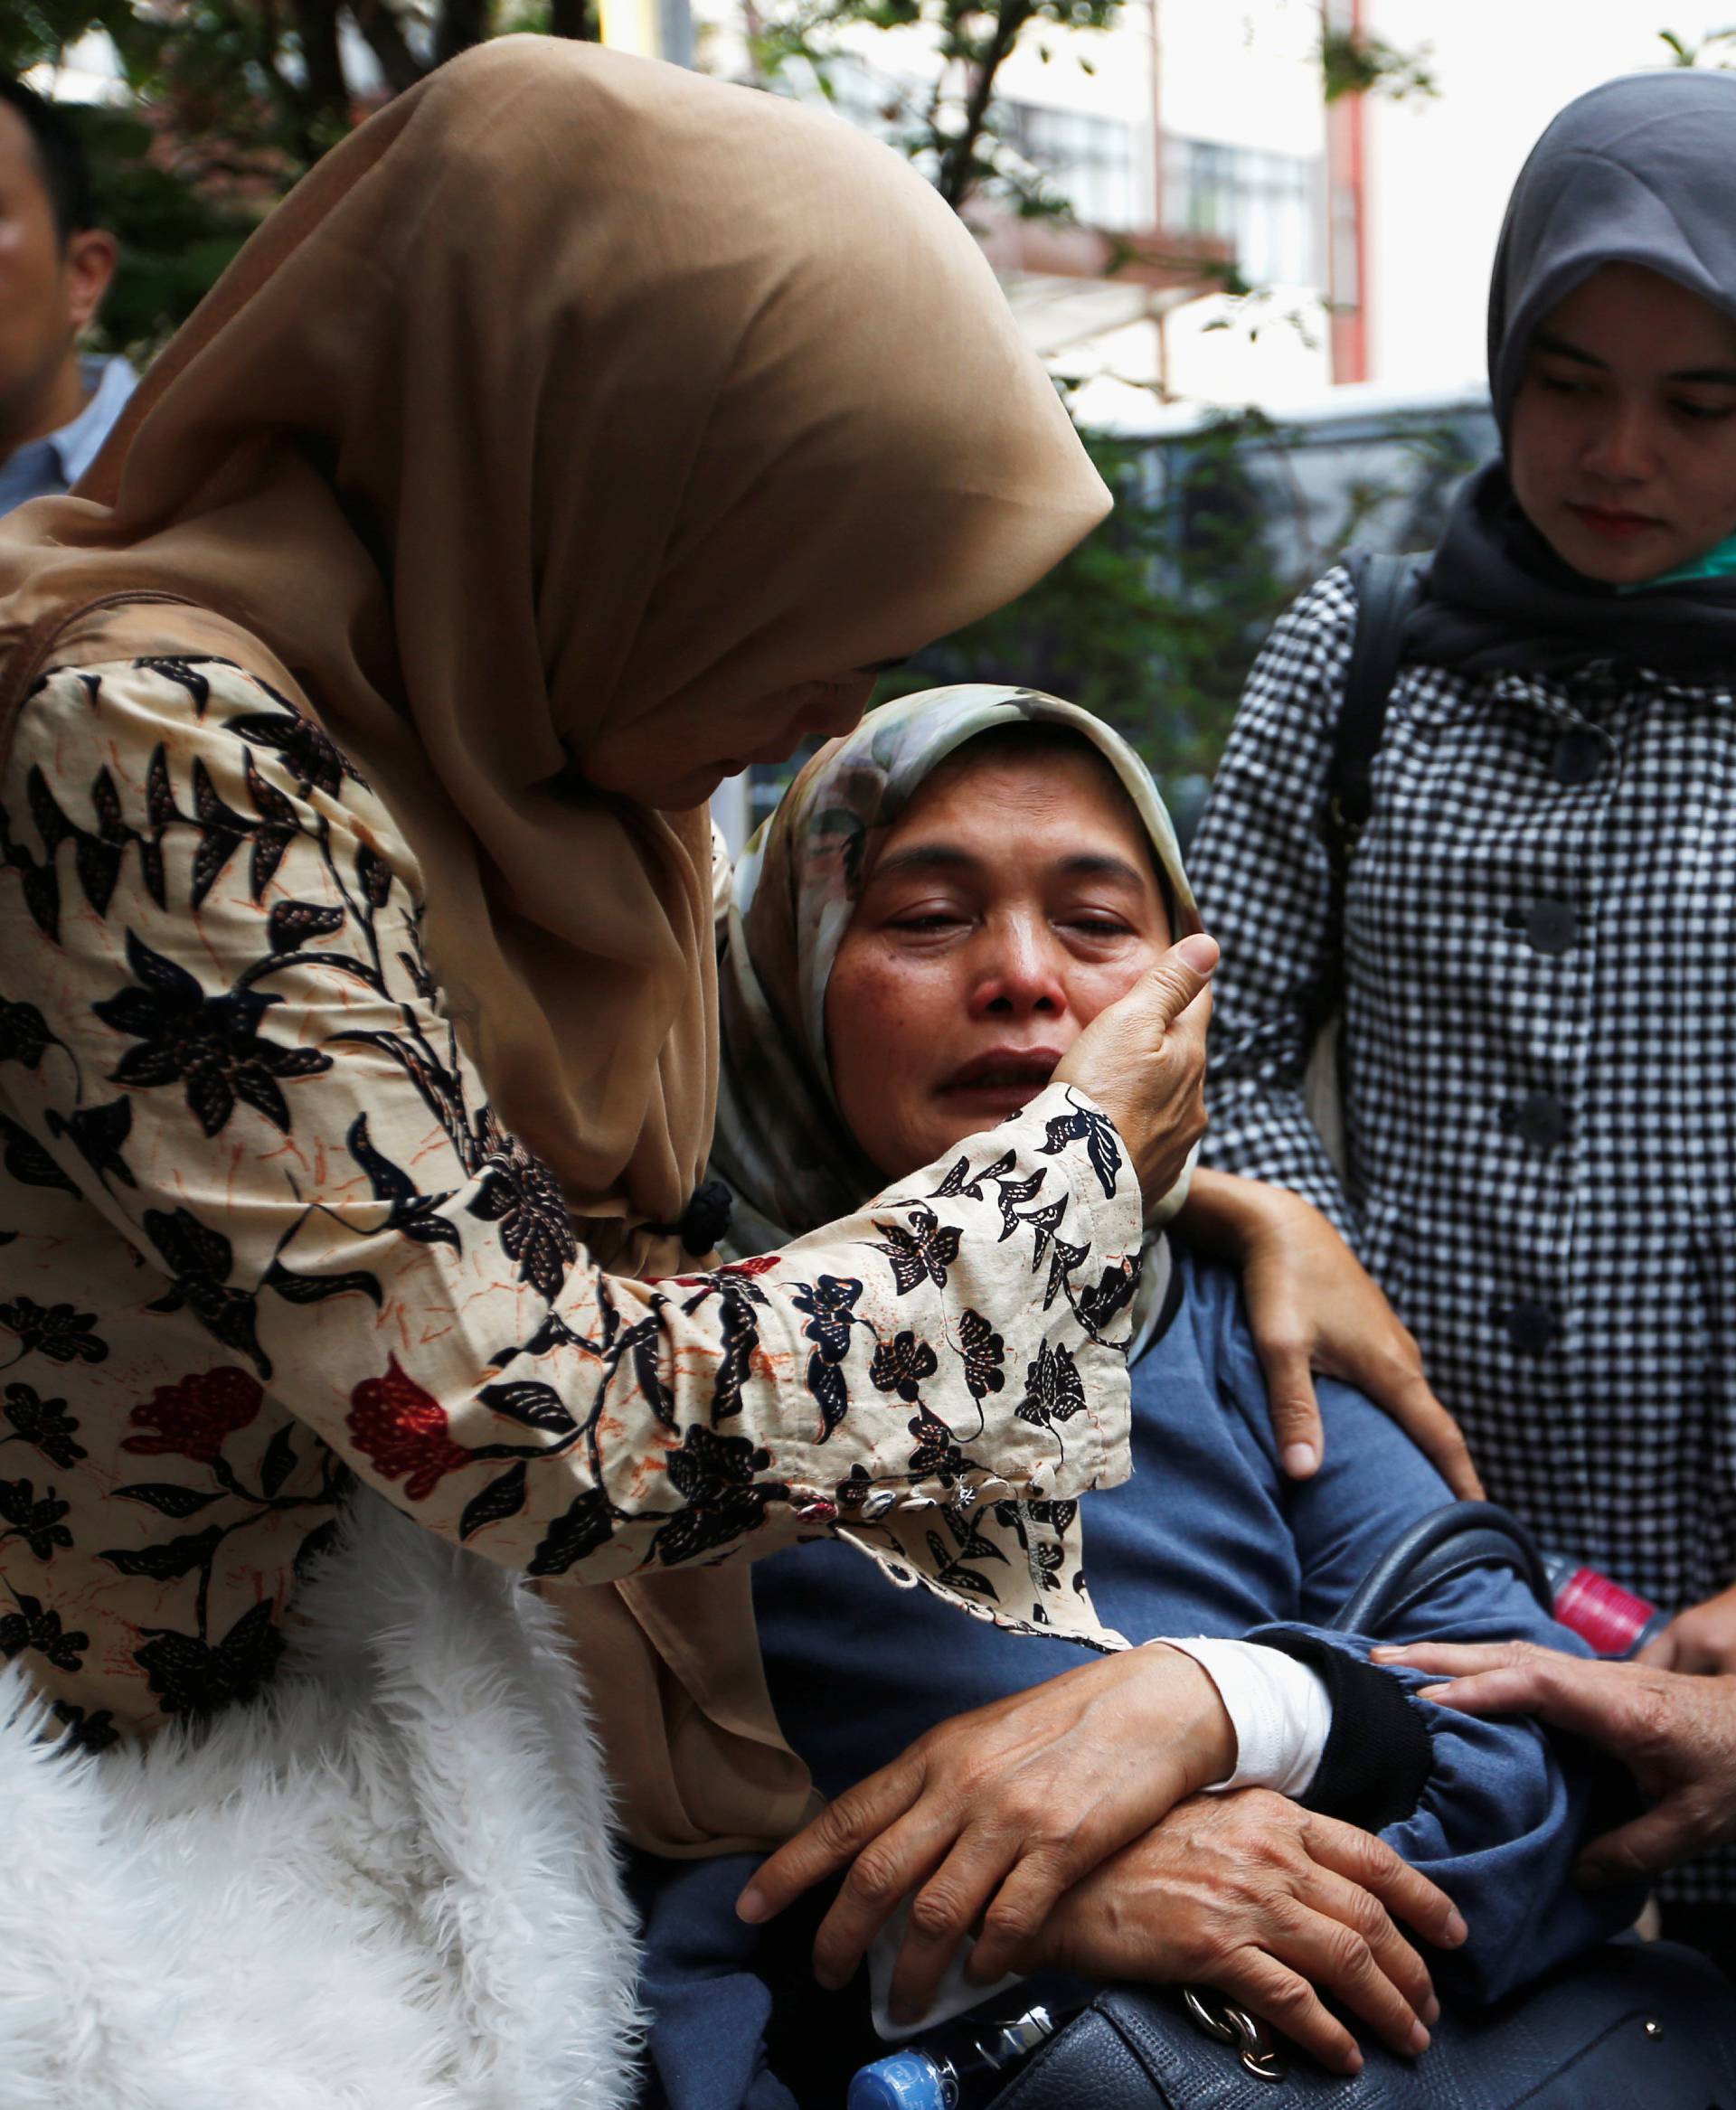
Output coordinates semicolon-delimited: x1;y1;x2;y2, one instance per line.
1325;0;1370;383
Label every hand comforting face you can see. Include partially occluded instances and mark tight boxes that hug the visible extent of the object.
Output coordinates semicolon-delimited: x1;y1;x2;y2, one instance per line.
826;739;1172;1182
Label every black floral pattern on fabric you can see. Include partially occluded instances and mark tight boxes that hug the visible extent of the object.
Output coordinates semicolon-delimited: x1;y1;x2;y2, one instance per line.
135;1599;286;1718
0;1479;73;1561
1071;1258;1140;1340
929;1492;1020;1602
44;1097;137;1189
705;1281;762;1425
652;1423;790;1567
51;1699;118;1752
0;1594;87;1671
0;999;52;1069
870;1330;938;1402
955;1309;1006;1403
1038;1092;1124;1201
142;1208;271;1378
1015;1341;1088;1449
526;1486;616;1577
789;1274;863;1359
187;758;266;909
347;1114;462;1253
0;1298;106;1367
0;780;61;942
0;1383;85;1469
133;657;216;717
94;931;332;1137
790;1273;864;1442
0;1111;80;1197
231;709;358;800
906;1407;976;1491
466;1110;576;1303
869;1206;963;1295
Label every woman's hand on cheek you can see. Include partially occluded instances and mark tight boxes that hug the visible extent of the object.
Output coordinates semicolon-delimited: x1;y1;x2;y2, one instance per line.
735;1643;1235;2025
1032;1792;1464;2077
1052;933;1219;1210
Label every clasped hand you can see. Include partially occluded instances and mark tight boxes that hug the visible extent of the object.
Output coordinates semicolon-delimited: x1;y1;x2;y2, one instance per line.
737;1644;1465;2073
1035;1789;1465;2076
737;1644;1235;2022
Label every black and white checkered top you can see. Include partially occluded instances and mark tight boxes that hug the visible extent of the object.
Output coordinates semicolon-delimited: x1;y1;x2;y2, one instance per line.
1192;560;1736;1636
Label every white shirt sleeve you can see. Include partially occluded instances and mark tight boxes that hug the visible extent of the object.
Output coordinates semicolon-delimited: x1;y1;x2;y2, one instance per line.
1156;1636;1333;1799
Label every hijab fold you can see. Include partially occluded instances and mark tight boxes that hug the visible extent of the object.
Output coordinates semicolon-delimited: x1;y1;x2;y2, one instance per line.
1410;69;1736;678
0;39;1112;1853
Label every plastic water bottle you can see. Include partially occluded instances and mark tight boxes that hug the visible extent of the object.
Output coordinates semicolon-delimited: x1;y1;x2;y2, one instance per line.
1541;1550;1673;1658
846;2002;1060;2110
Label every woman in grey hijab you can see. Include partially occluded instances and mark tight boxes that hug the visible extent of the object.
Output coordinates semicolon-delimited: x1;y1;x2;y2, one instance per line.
1188;69;1736;1958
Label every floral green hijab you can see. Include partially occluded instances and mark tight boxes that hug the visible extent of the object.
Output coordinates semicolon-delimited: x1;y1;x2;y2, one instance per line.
712;684;1200;1263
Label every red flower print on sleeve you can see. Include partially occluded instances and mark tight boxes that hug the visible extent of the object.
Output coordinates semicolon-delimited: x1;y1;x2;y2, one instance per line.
668;1256;781;1289
122;1367;263;1465
347;1355;475;1501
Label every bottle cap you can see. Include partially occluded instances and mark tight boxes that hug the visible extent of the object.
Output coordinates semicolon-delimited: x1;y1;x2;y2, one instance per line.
846;2049;949;2110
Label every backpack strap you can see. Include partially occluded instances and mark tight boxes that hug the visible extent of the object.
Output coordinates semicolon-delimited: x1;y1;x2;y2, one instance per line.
1317;549;1428;885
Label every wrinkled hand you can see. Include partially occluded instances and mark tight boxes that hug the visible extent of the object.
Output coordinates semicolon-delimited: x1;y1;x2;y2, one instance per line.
1637;1579;1736;1674
1053;933;1218;1211
1032;1790;1467;2077
1372;1638;1736;1881
1181;1171;1481;1499
736;1644;1235;2025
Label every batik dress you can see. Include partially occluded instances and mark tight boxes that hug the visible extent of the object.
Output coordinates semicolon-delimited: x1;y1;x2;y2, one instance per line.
0;655;1144;1745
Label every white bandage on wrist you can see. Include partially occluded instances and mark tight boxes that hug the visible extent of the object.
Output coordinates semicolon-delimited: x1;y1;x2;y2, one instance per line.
1153;1636;1333;1799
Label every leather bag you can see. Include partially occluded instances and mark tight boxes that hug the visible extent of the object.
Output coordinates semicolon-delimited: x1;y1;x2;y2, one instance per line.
984;1501;1736;2105
991;1943;1736;2107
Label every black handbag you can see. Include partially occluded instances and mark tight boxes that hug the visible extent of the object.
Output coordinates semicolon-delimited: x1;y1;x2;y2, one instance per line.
990;1943;1736;2108
984;1502;1736;2107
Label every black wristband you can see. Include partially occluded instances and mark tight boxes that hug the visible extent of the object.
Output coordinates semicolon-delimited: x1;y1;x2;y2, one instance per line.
1257;1629;1433;1831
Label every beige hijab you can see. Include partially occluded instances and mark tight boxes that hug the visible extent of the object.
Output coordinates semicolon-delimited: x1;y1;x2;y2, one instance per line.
0;36;1109;1855
0;33;1108;1271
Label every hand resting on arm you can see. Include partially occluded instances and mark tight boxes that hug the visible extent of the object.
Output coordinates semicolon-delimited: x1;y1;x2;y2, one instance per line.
1374;1637;1736;1884
1033;1789;1465;2077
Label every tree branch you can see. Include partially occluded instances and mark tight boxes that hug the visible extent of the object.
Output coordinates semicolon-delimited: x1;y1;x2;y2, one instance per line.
937;0;1030;212
348;0;425;91
550;0;600;38
294;0;351;127
434;0;491;68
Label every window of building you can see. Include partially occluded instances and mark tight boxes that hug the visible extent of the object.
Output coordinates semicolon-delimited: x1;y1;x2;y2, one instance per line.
1162;135;1321;287
1000;101;1146;230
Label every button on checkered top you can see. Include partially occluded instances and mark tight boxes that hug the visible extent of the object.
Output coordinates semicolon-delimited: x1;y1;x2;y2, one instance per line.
1190;564;1736;1904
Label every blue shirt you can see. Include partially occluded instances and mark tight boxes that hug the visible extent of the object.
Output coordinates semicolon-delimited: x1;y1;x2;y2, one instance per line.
629;1252;1638;2110
0;354;137;517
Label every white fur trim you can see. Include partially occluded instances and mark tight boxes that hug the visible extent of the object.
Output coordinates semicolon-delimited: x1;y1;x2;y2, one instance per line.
0;1491;642;2110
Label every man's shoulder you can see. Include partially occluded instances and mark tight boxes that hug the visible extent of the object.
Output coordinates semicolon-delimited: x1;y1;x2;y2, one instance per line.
56;356;137;486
